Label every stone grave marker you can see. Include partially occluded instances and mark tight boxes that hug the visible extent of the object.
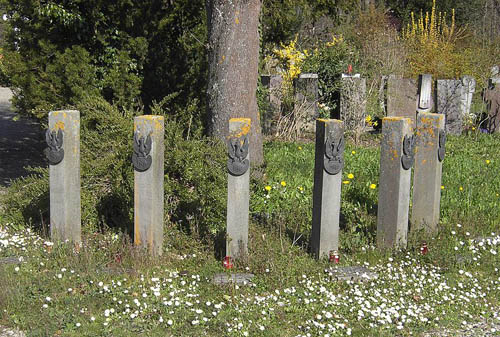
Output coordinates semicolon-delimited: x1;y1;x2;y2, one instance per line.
436;79;464;134
325;266;378;282
377;117;414;249
387;76;418;125
260;74;282;134
212;273;255;286
411;112;445;233
133;115;164;256
417;74;433;113
294;73;319;132
45;110;81;244
226;118;251;259
337;75;366;132
311;119;344;259
486;79;500;133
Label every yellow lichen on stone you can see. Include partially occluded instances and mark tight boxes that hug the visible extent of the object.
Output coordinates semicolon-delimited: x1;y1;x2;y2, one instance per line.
53;121;65;131
229;118;251;138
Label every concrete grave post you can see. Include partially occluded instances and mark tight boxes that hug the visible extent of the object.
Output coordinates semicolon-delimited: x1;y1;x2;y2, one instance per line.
294;73;319;132
387;77;418;124
417;74;433;113
46;110;81;244
411;112;445;233
436;79;464;134
311;119;344;259
226;118;251;259
133;115;164;256
377;117;414;249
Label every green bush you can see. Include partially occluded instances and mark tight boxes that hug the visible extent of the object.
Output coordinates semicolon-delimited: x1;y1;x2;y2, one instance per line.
0;96;227;242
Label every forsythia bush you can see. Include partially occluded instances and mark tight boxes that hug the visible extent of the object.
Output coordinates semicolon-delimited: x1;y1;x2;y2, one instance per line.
402;0;475;80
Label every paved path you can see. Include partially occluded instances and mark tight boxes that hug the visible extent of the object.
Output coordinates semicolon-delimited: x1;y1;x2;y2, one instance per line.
0;88;46;188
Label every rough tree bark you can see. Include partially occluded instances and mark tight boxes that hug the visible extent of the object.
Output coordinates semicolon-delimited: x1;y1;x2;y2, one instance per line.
206;0;264;165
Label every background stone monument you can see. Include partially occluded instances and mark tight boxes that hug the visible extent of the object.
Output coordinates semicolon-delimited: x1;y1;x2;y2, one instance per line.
386;76;418;125
46;110;81;244
226;118;251;259
294;73;319;132
311;119;344;259
133;115;164;256
417;74;433;114
486;79;500;133
337;75;366;133
260;74;283;134
377;117;413;249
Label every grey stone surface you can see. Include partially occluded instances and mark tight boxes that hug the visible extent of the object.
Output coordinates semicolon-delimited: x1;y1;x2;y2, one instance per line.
294;73;319;132
387;77;418;125
48;110;81;244
226;118;251;259
436;79;464;134
133;116;164;256
485;83;500;133
377;117;413;249
417;74;433;113
325;266;378;282
411;113;445;233
311;119;344;259
0;256;22;265
338;77;366;132
212;273;254;286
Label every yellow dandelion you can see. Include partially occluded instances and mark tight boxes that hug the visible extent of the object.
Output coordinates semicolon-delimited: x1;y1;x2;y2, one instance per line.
486;159;491;164
342;180;350;184
281;181;286;187
298;146;302;150
298;186;304;191
351;151;356;155
459;186;463;191
369;184;376;189
265;185;271;191
440;185;444;190
347;173;354;179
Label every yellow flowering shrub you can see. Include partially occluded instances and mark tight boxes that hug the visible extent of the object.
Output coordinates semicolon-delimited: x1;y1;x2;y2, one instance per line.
401;0;477;81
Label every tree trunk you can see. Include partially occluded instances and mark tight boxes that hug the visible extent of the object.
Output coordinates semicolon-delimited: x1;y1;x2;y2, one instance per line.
206;0;264;166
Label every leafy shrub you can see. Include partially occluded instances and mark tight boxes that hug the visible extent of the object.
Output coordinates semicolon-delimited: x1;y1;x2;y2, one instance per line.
1;96;227;242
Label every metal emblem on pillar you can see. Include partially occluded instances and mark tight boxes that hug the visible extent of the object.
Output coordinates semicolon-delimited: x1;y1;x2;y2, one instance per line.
132;132;152;172
45;129;64;165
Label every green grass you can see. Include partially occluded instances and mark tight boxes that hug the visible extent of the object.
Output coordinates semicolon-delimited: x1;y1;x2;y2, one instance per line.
1;133;500;336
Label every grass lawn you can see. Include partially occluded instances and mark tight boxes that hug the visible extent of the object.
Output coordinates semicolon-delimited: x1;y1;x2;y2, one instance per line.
1;132;499;336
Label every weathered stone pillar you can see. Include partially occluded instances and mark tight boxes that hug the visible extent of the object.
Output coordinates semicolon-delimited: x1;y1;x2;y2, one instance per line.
311;119;344;259
226;118;251;259
45;110;81;243
411;112;445;233
133;116;164;256
377;117;414;249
